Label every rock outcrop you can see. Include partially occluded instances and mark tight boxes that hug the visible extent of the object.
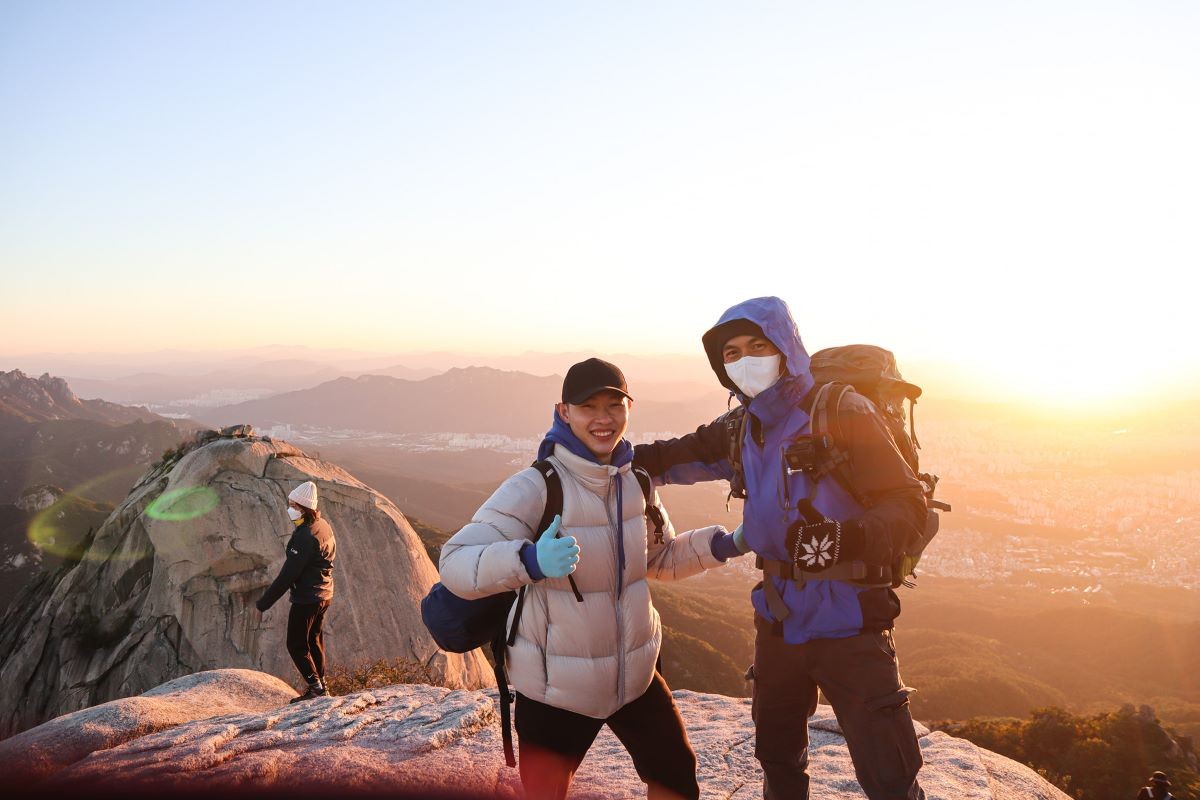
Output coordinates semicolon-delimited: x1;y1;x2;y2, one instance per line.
0;369;162;426
0;669;1070;799
0;669;295;786
0;429;491;736
14;486;63;514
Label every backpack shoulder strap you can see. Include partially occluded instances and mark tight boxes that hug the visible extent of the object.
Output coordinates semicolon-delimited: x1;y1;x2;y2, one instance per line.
724;405;749;504
531;460;564;538
633;466;666;544
529;459;583;603
490;632;517;767
809;382;873;508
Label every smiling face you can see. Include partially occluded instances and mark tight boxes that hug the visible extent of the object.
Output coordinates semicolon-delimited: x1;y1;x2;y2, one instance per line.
556;389;630;464
722;333;782;364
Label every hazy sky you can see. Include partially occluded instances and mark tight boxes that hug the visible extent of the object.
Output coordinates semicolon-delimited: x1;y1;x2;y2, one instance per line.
3;1;1198;406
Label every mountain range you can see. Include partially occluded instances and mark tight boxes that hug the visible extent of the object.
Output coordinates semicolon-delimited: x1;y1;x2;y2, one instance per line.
9;345;717;385
0;370;162;427
64;360;439;412
206;366;728;436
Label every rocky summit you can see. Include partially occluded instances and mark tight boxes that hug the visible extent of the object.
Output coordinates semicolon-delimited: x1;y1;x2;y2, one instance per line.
0;428;491;737
0;369;160;426
0;669;1069;799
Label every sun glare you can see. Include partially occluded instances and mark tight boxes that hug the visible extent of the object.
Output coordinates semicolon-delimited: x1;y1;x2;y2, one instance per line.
952;350;1187;417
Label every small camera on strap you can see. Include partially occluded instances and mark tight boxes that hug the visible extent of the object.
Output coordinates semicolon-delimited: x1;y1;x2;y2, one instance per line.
782;434;831;476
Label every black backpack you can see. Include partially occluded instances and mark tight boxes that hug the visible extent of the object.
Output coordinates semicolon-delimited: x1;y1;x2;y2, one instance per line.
420;459;663;766
724;344;950;588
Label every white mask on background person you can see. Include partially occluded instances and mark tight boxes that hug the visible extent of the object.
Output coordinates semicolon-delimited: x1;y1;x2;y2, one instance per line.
726;354;783;398
287;507;304;521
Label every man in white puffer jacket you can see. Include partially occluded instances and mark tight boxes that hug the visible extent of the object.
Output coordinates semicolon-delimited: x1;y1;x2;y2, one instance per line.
439;358;746;800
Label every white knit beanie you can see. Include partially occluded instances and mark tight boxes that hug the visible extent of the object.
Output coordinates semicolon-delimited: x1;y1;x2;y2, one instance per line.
288;481;318;510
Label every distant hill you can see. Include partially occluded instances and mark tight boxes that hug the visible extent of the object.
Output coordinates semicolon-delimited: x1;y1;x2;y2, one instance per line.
65;360;439;410
209;367;559;434
0;370;162;427
208;366;724;436
0;370;192;504
319;444;517;531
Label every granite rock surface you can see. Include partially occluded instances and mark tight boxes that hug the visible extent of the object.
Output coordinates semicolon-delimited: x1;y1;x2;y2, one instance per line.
2;669;1070;799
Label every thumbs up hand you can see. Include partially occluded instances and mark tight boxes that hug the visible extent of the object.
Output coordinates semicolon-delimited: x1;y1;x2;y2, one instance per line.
535;515;580;578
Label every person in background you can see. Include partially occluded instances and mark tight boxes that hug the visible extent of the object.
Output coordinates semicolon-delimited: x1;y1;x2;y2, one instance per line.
256;480;337;703
1137;771;1175;800
439;358;746;800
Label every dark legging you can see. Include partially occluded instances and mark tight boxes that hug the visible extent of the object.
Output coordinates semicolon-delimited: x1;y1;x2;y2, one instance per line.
286;601;329;685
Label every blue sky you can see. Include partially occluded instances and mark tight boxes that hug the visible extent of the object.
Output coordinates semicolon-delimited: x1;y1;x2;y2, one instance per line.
3;1;1198;403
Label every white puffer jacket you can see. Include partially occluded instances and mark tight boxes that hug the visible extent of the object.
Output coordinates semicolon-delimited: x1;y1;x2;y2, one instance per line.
439;444;727;719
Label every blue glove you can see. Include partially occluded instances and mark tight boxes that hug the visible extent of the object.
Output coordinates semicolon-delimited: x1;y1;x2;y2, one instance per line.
732;524;750;555
536;515;580;578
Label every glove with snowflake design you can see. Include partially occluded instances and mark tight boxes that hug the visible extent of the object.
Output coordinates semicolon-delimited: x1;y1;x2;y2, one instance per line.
786;519;867;572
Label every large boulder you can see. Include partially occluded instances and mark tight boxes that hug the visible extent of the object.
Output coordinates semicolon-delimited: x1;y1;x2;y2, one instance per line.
0;669;1070;799
0;431;491;736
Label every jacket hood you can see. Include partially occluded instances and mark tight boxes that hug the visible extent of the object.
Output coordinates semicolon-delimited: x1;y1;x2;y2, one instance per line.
701;296;812;396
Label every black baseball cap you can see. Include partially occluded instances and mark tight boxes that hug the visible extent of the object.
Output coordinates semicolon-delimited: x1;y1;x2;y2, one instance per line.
561;358;633;404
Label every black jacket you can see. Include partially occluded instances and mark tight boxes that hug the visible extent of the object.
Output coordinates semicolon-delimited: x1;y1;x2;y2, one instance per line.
256;518;337;610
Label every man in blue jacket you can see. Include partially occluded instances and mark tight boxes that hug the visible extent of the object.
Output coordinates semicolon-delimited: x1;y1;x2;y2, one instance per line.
634;297;928;800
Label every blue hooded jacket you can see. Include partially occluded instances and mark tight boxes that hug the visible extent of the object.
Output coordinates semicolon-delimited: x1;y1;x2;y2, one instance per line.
635;297;920;644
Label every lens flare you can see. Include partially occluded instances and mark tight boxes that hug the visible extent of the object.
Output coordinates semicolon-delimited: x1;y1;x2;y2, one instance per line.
25;468;150;560
27;493;110;560
145;487;220;522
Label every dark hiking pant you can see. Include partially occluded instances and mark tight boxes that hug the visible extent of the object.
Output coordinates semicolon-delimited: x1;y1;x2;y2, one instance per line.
514;671;699;800
286;600;329;685
751;616;925;800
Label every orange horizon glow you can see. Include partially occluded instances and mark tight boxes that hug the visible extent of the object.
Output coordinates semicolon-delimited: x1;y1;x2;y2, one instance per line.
2;339;1196;419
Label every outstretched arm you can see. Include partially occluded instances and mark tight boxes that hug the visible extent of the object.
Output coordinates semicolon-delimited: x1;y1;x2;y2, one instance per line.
633;413;736;486
644;489;739;581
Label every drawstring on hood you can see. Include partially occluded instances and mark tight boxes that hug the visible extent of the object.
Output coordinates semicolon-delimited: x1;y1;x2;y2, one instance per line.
615;474;626;595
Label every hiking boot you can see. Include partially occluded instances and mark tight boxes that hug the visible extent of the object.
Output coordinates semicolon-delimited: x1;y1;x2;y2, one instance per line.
289;685;330;704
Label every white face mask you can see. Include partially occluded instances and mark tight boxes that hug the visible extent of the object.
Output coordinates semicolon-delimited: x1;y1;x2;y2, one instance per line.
726;354;783;398
287;507;304;521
